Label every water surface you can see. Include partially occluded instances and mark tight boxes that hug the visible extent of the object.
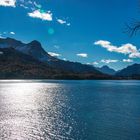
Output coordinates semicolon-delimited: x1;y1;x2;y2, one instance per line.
0;80;140;140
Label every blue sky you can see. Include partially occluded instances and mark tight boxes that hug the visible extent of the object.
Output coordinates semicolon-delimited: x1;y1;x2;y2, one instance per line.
0;0;140;70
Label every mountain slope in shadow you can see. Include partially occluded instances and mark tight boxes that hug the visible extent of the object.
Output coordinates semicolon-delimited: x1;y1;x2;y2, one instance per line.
0;47;112;79
115;64;140;79
0;38;102;73
96;65;116;75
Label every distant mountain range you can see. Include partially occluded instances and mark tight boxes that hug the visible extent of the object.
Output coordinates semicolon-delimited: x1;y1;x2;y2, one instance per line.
115;64;140;79
0;37;139;79
96;65;116;75
0;38;112;79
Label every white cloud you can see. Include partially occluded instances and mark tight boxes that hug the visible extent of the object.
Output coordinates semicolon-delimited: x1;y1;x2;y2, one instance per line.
0;0;16;7
28;10;53;21
0;1;70;27
94;40;140;58
57;18;70;26
77;53;88;58
10;31;15;35
19;4;28;9
123;59;133;62
0;31;15;37
129;52;140;58
57;19;66;24
48;52;61;57
101;59;118;64
93;62;99;65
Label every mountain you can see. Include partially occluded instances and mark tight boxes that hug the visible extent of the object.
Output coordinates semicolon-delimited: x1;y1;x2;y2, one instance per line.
0;37;104;74
0;48;61;79
96;65;116;75
0;37;53;61
115;63;140;79
0;48;111;79
0;38;112;79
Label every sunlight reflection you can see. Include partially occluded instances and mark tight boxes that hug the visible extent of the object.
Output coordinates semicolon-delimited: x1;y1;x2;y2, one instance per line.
0;81;73;140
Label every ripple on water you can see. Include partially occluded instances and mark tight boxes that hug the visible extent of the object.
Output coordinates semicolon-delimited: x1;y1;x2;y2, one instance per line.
0;80;140;140
0;82;78;140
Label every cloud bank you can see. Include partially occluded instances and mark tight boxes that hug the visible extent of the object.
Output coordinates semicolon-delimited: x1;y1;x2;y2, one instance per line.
57;19;66;24
10;31;15;35
94;40;140;58
28;10;53;21
48;52;61;57
101;59;118;64
0;0;16;7
92;62;99;65
57;19;71;26
77;53;88;58
123;59;133;62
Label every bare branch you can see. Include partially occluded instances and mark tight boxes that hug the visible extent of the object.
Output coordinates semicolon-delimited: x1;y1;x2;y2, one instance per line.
125;20;140;36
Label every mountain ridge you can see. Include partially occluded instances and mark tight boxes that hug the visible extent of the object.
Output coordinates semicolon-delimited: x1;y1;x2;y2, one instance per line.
0;38;112;79
115;63;140;79
96;65;116;75
0;37;140;80
0;37;103;74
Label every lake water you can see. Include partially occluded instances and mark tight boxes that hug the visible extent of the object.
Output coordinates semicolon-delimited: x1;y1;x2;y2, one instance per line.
0;80;140;140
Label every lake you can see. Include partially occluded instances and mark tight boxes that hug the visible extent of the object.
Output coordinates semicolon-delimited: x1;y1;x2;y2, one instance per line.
0;80;140;140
